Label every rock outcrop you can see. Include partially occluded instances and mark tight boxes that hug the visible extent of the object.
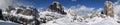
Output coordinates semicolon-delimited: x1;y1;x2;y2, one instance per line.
0;9;3;20
4;6;40;25
6;6;16;13
6;6;39;16
46;1;67;15
101;1;114;17
90;12;97;18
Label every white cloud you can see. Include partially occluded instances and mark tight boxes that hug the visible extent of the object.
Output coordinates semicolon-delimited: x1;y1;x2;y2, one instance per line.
112;0;120;20
95;8;103;14
69;5;94;15
114;2;120;16
0;0;19;11
0;0;34;11
114;5;120;14
69;0;120;16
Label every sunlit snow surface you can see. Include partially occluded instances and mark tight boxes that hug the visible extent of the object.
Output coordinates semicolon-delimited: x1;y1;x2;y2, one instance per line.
0;20;20;25
1;10;120;25
40;11;120;25
41;14;120;25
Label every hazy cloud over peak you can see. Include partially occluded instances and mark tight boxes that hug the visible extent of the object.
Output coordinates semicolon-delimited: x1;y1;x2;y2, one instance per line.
0;0;18;11
69;5;94;15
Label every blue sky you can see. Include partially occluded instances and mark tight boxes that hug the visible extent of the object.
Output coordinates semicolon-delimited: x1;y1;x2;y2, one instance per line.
17;0;117;9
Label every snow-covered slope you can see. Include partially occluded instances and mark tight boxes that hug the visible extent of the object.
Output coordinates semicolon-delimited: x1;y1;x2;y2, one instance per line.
41;13;120;25
1;9;120;25
0;20;20;25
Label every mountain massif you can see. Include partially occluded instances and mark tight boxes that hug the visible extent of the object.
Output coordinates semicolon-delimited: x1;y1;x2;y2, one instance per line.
0;1;119;25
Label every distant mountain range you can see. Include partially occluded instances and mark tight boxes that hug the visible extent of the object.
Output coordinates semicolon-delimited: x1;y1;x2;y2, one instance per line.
0;1;119;25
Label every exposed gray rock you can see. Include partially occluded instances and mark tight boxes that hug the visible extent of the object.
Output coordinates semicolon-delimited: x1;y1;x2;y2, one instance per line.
2;6;40;25
0;9;3;20
6;6;16;13
46;1;67;15
101;1;114;17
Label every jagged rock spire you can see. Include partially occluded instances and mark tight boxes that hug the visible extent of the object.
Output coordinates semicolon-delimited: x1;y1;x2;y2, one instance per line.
101;1;114;17
46;1;67;15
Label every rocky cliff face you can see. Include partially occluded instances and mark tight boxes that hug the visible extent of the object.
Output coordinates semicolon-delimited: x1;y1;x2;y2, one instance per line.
6;6;39;16
0;9;3;20
3;6;40;25
1;2;69;25
101;1;114;17
46;1;67;15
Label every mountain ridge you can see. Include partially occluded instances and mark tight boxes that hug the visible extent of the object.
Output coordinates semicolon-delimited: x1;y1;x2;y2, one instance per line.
0;1;119;25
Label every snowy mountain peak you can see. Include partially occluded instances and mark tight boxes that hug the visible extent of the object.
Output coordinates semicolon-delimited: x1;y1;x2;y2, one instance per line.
101;1;114;18
46;1;67;15
52;1;60;5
